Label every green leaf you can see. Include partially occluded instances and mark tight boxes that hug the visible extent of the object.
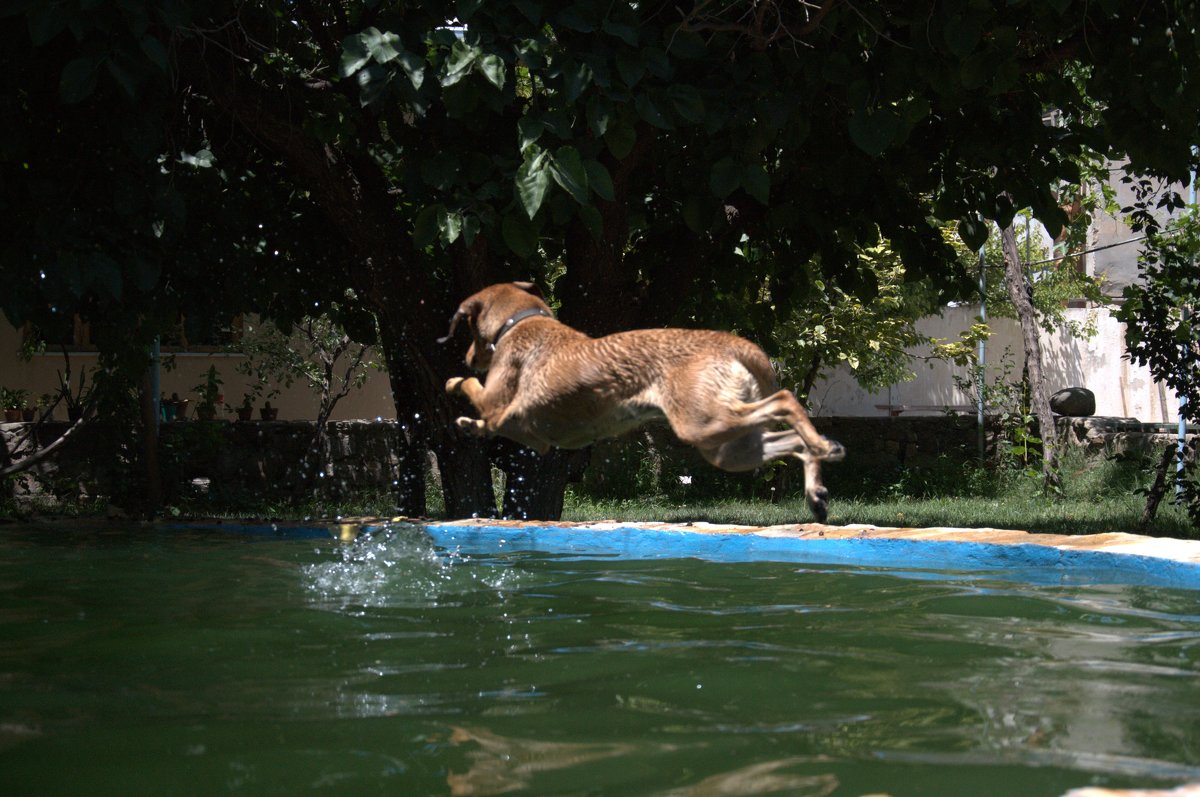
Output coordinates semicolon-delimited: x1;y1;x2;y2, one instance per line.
668;85;705;124
502;212;538;257
634;92;672;129
139;35;169;73
847;110;897;157
615;48;644;87
741;164;770;205
364;28;402;64
478;53;506;90
548;146;589;204
643;48;672;79
356;64;392;107
397;50;425;89
584;160;615;202
682;197;707;233
516;148;551;218
942;14;983;58
413;205;440;248
710;157;741;198
556;8;595;32
105;59;139;100
960;51;1000;90
604;120;637;159
456;0;485;21
518;116;544;151
441;40;480;87
438;209;463;244
340;35;370;78
60;57;98;104
602;20;640;46
129;257;161;293
665;27;708;59
27;6;67;46
85;252;123;302
957;214;989;251
586;94;614;137
561;60;592;103
421;152;461;190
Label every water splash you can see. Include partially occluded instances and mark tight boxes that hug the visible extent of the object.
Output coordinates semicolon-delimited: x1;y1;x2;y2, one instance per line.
301;524;522;611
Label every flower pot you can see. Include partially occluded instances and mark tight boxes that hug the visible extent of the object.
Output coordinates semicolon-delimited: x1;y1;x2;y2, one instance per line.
235;406;254;422
196;405;218;421
259;407;279;421
3;408;21;423
21;408;35;422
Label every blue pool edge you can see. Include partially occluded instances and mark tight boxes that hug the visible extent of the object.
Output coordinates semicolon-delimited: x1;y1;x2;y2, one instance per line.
416;521;1200;591
158;518;1200;591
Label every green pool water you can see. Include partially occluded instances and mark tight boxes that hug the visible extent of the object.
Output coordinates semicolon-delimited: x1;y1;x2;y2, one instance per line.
2;524;1199;796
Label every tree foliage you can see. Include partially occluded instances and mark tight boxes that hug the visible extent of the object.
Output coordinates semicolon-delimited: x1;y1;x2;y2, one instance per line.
3;0;1200;517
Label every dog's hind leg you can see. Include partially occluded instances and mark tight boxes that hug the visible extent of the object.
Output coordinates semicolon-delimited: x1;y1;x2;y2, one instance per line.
699;429;832;523
732;390;844;462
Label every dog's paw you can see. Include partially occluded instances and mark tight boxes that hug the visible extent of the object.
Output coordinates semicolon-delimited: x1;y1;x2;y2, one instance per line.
806;486;830;524
455;416;486;436
821;439;846;462
445;377;466;394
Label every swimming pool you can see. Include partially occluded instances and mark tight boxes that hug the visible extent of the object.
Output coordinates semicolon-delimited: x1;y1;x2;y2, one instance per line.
1;521;1198;795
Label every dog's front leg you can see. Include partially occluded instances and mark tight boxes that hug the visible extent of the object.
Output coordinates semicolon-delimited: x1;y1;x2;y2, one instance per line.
445;376;491;437
445;376;484;402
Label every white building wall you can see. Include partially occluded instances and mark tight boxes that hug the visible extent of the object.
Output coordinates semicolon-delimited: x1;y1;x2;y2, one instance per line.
808;304;1179;422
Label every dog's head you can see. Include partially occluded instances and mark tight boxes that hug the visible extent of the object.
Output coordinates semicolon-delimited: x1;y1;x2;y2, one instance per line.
439;281;550;372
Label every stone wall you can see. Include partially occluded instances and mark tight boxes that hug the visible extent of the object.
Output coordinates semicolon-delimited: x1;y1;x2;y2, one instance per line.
1;420;413;505
1057;416;1199;457
3;416;1196;506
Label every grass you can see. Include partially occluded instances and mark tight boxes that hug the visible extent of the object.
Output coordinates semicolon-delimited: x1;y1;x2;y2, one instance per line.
562;448;1199;539
3;448;1196;539
561;493;1195;538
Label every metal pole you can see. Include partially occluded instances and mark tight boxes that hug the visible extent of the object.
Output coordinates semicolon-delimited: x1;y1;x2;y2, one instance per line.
977;245;987;462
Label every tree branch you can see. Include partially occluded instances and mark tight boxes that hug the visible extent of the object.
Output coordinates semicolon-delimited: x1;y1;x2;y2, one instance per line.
0;405;96;478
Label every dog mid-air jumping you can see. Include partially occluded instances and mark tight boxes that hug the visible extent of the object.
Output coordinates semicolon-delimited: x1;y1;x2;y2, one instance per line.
440;282;845;522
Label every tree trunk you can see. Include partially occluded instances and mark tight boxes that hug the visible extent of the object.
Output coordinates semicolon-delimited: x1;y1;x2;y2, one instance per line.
139;372;161;515
1139;444;1177;530
489;440;588;520
999;223;1061;492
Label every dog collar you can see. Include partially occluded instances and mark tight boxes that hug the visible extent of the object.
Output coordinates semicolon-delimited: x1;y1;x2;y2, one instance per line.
490;307;552;351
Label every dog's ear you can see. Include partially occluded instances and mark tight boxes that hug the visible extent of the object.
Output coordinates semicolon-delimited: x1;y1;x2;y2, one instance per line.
512;281;543;299
436;299;481;344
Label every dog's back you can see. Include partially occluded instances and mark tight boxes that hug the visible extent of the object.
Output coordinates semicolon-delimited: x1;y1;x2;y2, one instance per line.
443;281;843;521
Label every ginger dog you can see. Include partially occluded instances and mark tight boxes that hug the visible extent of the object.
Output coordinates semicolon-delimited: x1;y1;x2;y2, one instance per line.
441;282;844;522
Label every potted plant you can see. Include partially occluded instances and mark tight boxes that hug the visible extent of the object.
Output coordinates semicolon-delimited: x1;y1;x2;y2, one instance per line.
20;397;36;422
1;387;26;422
259;400;279;421
193;365;224;421
233;392;256;421
35;392;55;422
56;361;92;423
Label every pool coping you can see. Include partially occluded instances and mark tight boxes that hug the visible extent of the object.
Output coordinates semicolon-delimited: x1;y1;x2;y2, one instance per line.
416;519;1200;590
153;517;1200;590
